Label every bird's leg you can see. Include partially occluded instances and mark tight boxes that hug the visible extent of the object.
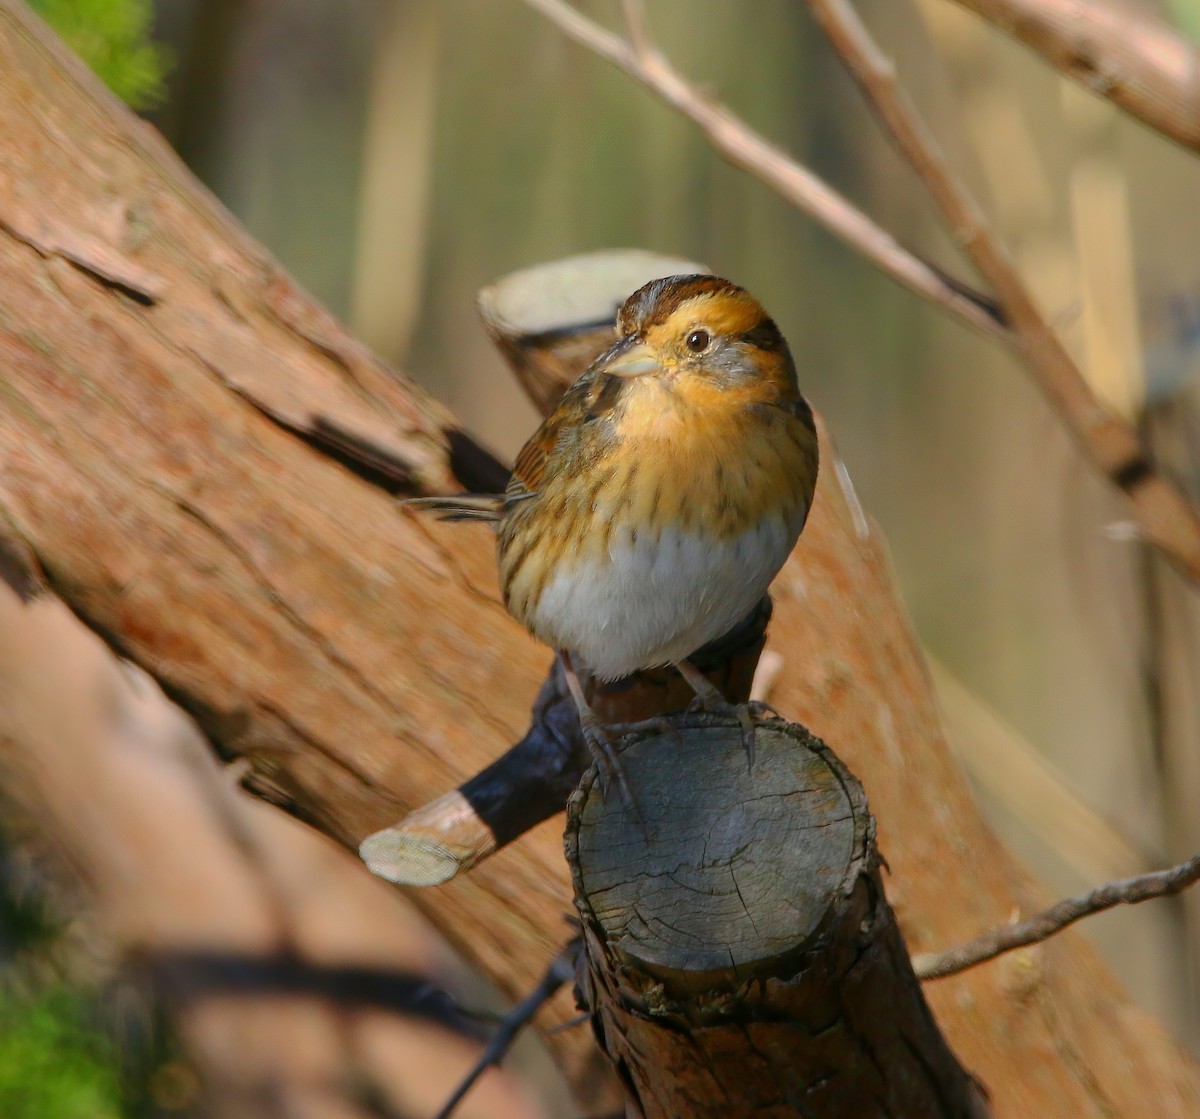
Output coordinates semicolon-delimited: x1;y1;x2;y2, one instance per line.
559;651;641;816
674;658;730;711
674;658;779;770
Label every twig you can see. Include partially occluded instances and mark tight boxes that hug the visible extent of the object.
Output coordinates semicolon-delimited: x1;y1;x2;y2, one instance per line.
950;0;1200;156
434;941;579;1119
619;0;652;59
804;0;1200;586
914;852;1200;980
521;0;1008;341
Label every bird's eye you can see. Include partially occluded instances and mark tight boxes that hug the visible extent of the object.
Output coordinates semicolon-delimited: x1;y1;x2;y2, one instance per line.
685;329;711;353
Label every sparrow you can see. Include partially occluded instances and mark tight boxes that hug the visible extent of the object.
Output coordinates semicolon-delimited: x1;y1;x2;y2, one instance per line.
412;274;819;789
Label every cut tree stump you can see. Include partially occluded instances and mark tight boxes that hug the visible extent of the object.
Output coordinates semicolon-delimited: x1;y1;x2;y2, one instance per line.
567;713;989;1118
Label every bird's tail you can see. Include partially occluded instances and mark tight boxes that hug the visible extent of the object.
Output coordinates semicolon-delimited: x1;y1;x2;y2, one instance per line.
401;494;506;523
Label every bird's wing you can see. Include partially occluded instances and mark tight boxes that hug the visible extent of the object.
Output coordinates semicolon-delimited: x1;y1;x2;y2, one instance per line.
412;367;613;517
402;423;561;521
507;368;618;502
507;379;584;500
507;428;553;501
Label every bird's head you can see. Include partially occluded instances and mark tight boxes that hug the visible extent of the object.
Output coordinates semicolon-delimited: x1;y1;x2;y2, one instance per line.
591;274;800;401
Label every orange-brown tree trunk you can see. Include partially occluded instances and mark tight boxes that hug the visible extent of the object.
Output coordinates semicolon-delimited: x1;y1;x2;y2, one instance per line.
0;2;1197;1115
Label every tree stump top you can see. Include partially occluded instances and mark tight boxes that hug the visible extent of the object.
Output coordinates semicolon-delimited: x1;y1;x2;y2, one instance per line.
568;714;867;990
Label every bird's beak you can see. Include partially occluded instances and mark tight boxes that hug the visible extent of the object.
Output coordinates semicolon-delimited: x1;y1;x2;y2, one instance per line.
595;336;661;379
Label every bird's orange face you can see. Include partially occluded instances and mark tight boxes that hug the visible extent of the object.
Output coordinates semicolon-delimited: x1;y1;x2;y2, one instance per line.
596;274;802;407
583;275;808;473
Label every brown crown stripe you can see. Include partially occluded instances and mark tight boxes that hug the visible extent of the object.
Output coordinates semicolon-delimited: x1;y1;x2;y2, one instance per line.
621;274;747;332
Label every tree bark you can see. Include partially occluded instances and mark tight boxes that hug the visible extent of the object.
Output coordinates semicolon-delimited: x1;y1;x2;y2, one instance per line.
0;3;1198;1116
0;545;543;1119
568;713;989;1119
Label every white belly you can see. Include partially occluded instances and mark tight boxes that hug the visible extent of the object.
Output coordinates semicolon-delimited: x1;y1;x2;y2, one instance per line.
530;512;802;680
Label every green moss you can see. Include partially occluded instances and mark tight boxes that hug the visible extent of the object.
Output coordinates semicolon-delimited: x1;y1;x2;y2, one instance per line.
29;0;170;109
0;985;122;1119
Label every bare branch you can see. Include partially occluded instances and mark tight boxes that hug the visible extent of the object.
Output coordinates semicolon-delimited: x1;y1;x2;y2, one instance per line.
804;0;1200;586
436;942;578;1119
914;852;1200;981
951;0;1200;156
522;0;1009;340
619;0;652;59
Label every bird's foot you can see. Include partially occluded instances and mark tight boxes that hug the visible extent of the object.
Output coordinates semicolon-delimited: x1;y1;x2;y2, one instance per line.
559;652;645;821
732;700;782;770
674;660;778;770
606;714;685;747
700;700;775;771
577;713;641;816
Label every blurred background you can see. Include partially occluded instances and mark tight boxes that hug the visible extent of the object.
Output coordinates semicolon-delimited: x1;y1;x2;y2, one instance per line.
6;0;1200;1114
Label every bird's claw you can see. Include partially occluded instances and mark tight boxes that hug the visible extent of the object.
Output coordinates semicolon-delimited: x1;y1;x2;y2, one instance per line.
608;714;684;748
580;718;643;823
684;696;777;771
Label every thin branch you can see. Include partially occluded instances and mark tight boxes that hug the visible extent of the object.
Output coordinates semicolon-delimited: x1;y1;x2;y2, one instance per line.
435;941;579;1119
914;852;1200;981
522;0;1009;341
951;0;1200;156
804;0;1200;586
619;0;652;59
